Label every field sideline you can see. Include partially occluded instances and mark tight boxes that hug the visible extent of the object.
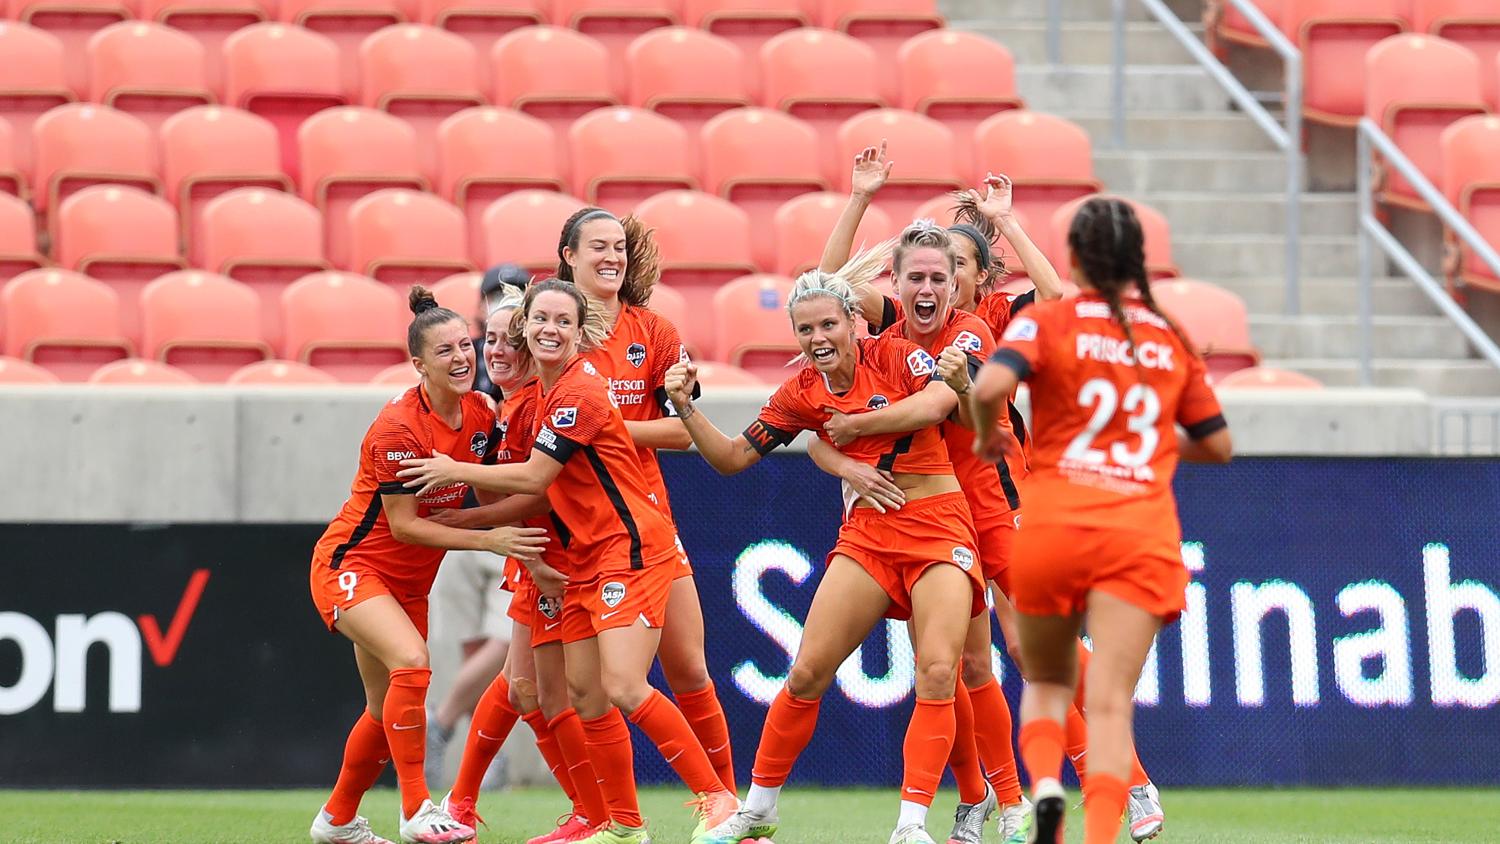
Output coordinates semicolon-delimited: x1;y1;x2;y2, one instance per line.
6;787;1496;844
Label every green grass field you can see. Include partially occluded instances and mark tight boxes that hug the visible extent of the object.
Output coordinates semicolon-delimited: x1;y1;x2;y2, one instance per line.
6;786;1497;844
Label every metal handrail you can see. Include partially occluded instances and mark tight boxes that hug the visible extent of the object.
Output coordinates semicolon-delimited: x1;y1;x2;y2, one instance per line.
1355;118;1500;385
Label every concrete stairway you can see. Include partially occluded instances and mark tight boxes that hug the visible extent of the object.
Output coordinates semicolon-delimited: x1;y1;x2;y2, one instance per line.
942;0;1500;396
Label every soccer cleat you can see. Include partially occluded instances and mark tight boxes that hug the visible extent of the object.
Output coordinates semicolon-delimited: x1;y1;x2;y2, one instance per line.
424;718;452;789
399;799;475;843
947;781;997;844
438;792;484;831
528;813;596;844
998;797;1032;844
699;806;779;844
889;822;937;844
1126;782;1165;841
311;809;396;844
578;822;652;844
1029;779;1066;844
688;791;742;841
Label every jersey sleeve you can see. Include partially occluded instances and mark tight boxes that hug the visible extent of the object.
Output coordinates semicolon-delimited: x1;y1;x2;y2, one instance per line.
991;306;1048;381
647;315;699;414
533;379;612;464
948;319;995;381
743;378;814;455
367;417;426;495
868;296;902;335
877;335;940;395
1177;352;1227;440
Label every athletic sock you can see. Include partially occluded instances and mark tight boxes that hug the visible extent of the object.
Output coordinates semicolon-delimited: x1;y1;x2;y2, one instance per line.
743;784;780;816
897;799;928;829
967;677;1022;804
450;674;519;805
325;711;390;826
1083;773;1130;844
749;688;821;788
383;667;433;818
900;697;955;808
551;708;609;825
1129;753;1152;788
947;684;989;804
1017;717;1066;790
1064;705;1090;784
674;681;737;793
627;689;726;794
582;708;642;828
523;709;577;812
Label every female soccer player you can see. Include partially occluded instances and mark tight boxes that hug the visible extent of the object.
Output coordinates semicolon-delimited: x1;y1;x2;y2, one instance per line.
664;251;984;844
952;197;1231;844
555;207;737;793
308;286;551;844
396;280;738;844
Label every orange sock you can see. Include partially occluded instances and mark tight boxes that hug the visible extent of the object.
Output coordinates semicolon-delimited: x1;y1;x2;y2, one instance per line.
675;681;736;793
1129;751;1151;787
524;709;579;812
628;689;725;794
1073;641;1092;711
450;674;519;804
967;677;1022;804
749;688;820;787
551;708;609;826
900;697;955;807
582;708;642;828
383;667;432;817
1083;773;1130;844
947;685;988;804
1017;718;1065;789
1064;705;1090;784
325;711;390;825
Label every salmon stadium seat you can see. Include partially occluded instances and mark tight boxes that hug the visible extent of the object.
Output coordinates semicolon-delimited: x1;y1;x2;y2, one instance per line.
911;192;957;226
227;358;341;384
7;0;132;98
0;355;61;383
298;106;427;269
0;119;24;200
419;0;545;61
835;109;964;225
2;268;132;380
699;107;825;270
897;30;1022;178
0;193;45;283
1414;0;1500;107
760;28;883;175
282;270;409;380
773;190;895;277
569;106;695;213
1284;0;1409;127
141;0;272;96
491;26;618;159
633;189;757;355
31;103;159;218
1150;278;1260;380
972;110;1102;259
359;24;486;182
681;0;807;99
223;24;349;181
711;272;796;378
55;185;186;339
626;27;751;149
1049;194;1179;281
815;0;943;104
86;22;215;134
1441;114;1500;290
477;189;585;272
1365;33;1489;212
346;188;474;287
277;0;407;98
644;279;689;348
431;270;481;324
1207;0;1285;50
550;0;679;92
140;269;273;381
88;357;199;383
0;23;75;187
437;106;566;256
371;360;421;384
160;105;292;247
691;359;762;386
1215;365;1324;389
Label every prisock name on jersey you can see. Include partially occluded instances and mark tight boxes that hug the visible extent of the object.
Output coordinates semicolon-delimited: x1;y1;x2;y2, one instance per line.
1075;333;1175;371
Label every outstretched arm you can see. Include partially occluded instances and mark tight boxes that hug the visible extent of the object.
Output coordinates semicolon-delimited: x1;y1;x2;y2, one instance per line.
664;361;766;475
971;173;1065;302
821;142;892;326
383;493;549;561
397;449;565;497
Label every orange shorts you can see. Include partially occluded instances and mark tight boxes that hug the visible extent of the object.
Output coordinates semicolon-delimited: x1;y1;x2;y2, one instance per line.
974;510;1020;588
1010;523;1189;622
310;560;430;639
670;531;695;580
566;562;676;641
829;491;986;621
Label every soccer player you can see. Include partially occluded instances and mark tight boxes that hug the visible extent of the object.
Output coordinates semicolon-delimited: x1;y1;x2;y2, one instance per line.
664;250;985;844
555;207;737;793
307;286;551;844
396;280;738;844
950;197;1232;844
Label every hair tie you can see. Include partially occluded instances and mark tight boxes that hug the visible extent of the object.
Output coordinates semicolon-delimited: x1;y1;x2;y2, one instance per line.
948;224;992;270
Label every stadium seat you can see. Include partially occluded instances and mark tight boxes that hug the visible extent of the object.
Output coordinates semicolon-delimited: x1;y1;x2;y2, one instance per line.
645;280;689;348
197;188;329;349
1284;0;1409;127
1414;0;1500;107
0;193;45;283
0;119;19;198
1366;34;1489;212
0;23;75;188
139;269;273;381
834;109;964;225
773;191;895;277
569;106;695;212
477;189;585;272
55;185;186;339
699;107;825;270
760;28;883;174
633;190;757;355
1215;365;1324;389
418;0;545;61
681;0;807;99
86;22;214;134
371;360;421;384
160;106;292;248
277;0;407;98
298;106;427;270
897;30;1022;178
282;270;409;380
490;26;618;157
626;27;751;152
2;268;132;380
1048;194;1179;281
31;103;159;219
437;107;566;256
346;188;474;287
88;357;199;383
1149;278;1259;380
222;24;348;182
911;193;957;226
359;24;486;182
227;358;340;384
972;110;1102;259
1207;0;1285;50
711;272;796;378
431;270;481;324
550;0;679;91
814;0;943;104
0;354;61;383
8;0;131;99
140;0;271;96
1440;114;1500;290
691;359;762;385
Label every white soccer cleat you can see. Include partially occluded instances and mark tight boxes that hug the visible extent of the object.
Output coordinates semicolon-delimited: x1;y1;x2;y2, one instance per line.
699;806;779;844
998;796;1032;844
1126;782;1164;841
399;798;476;843
946;782;997;844
889;822;937;844
310;808;396;844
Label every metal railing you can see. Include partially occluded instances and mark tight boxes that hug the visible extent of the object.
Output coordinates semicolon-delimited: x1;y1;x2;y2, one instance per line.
1355;118;1500;386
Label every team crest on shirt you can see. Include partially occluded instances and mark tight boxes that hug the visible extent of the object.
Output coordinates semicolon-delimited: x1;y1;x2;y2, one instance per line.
1004;317;1038;342
953;331;983;353
537;595;561;620
601;581;627;608
552;407;578;428
867;395;890;410
952;547;976;571
906;349;936;377
469;431;489;457
626;342;647;368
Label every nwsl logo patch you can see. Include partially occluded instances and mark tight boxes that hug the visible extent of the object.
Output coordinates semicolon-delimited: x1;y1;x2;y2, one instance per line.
953;331;983;353
552;407;578;428
626;342;647;368
907;349;936;378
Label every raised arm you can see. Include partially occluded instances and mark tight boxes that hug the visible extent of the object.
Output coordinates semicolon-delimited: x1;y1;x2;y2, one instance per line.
820;380;958;446
821;143;892;325
972;174;1065;302
664;361;766;475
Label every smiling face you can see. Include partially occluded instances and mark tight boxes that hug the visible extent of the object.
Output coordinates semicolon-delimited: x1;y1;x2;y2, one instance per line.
414;316;476;395
790;294;856;378
525;289;582;369
484;306;526;393
951;236;986;312
564;217;627;302
895;246;955;339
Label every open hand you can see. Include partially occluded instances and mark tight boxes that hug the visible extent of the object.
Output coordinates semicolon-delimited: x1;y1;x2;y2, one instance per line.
397;451;461;497
822;407;863;447
843;463;905;513
968;172;1014;222
481;525;549;564
851;140;893;199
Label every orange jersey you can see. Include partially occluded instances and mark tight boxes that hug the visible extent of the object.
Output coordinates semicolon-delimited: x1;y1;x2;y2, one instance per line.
745;332;953;477
992;293;1226;535
312;386;494;595
489;383;576;588
529;355;680;580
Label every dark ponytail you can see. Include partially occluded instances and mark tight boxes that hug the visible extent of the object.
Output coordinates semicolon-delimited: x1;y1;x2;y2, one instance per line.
406;284;464;356
555;206;660;307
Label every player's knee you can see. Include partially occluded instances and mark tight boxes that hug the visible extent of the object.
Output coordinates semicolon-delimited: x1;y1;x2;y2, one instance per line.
1083;682;1133;723
387;648;429;671
915;657;958;698
785;660;832;700
602;671;651;713
661;659;710;693
960;649;993;687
